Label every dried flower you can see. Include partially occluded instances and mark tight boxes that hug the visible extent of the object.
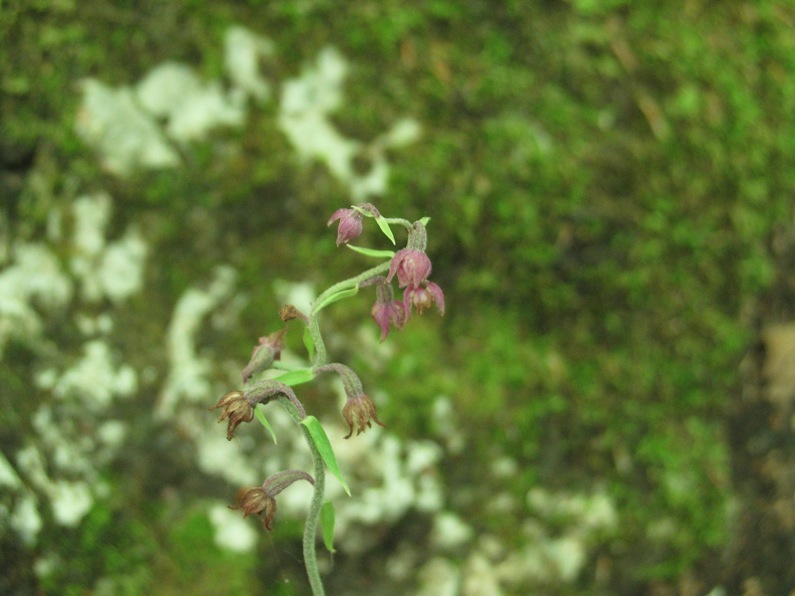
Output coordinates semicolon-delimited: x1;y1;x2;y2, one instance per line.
210;390;254;440
229;487;277;530
229;471;314;531
342;394;385;439
327;208;363;246
279;304;308;323
242;329;285;385
404;281;445;317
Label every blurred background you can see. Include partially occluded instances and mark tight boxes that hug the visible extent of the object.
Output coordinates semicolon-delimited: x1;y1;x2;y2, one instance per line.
2;1;795;594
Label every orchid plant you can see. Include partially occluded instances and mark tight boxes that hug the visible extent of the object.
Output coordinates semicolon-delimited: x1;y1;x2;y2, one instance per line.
210;203;444;595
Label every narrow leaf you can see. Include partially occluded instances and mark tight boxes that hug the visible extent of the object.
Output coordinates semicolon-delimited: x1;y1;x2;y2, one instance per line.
345;244;396;259
314;286;359;313
320;501;336;553
374;215;396;245
301;416;351;496
255;405;278;444
350;204;374;218
419;216;431;226
302;326;315;361
272;369;315;387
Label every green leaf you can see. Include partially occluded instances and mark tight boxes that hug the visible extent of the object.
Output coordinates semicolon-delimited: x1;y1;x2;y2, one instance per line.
419;216;431;226
374;215;396;245
314;286;359;313
320;501;336;553
301;416;351;496
255;405;277;444
350;204;374;218
272;369;315;387
345;244;396;259
302;326;315;361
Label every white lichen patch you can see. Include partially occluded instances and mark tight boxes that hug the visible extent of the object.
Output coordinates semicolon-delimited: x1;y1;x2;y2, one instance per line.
278;47;421;200
36;340;137;410
75;79;180;176
455;487;621;589
209;502;258;553
16;444;97;530
0;452;21;489
196;428;258;487
99;229;148;302
276;423;446;554
431;511;474;551
416;557;460;596
224;26;275;102
0;243;73;357
76;26;274;176
48;480;94;527
461;552;505;596
76;25;419;201
9;493;42;546
158;266;237;418
137;63;246;143
70;193;148;304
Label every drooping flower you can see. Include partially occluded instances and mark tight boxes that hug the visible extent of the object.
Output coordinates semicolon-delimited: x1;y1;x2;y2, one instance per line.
229;486;277;530
370;278;407;341
342;393;385;439
209;390;254;440
387;248;432;288
229;471;314;531
327;208;363;246
371;299;407;342
313;363;386;438
404;281;445;317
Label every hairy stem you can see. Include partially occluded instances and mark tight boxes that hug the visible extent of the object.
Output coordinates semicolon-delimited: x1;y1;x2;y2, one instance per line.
311;261;391;318
382;217;413;231
277;395;326;595
302;425;326;596
309;315;327;368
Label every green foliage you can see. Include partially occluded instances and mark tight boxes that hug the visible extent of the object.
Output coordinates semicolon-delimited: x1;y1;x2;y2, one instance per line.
5;0;794;592
301;416;351;496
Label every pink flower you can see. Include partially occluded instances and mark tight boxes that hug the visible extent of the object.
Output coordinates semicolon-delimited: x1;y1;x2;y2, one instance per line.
404;281;445;317
327;208;363;246
371;299;407;342
387;248;432;288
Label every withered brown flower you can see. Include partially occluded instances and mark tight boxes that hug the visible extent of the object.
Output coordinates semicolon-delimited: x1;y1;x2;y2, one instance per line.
342;394;385;439
229;471;314;532
209;390;254;440
242;329;285;385
229;487;277;530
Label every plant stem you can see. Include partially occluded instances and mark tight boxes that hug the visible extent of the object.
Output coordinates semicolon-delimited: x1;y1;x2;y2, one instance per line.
277;395;327;596
309;315;327;368
302;425;326;596
311;261;391;318
383;217;413;231
285;260;394;594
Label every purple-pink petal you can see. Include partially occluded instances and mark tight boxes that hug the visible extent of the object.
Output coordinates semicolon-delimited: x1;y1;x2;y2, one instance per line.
425;281;445;315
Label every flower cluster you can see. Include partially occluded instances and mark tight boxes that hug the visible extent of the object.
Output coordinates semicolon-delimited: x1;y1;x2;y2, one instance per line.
386;221;445;322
